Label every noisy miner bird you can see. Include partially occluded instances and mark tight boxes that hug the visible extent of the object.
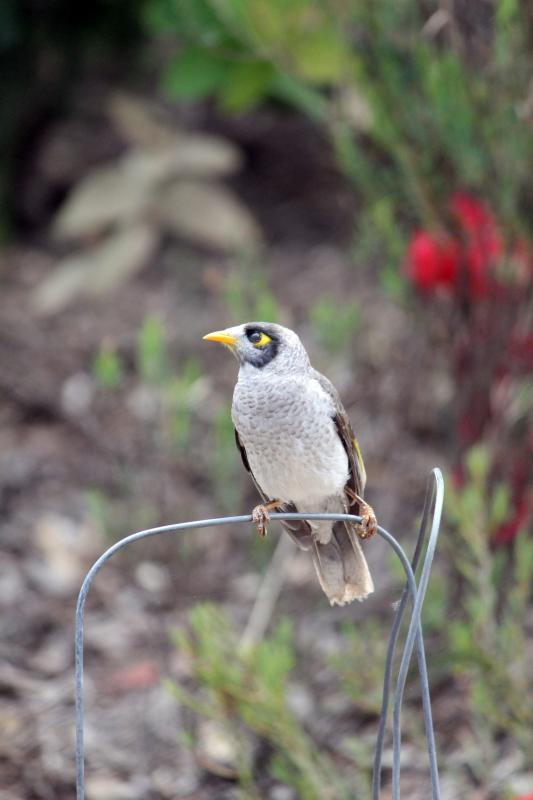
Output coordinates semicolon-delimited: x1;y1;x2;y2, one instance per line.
203;322;377;605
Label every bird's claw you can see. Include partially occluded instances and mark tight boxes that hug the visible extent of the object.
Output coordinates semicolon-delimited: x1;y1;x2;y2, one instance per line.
357;501;377;539
252;500;282;537
252;504;271;537
346;489;377;539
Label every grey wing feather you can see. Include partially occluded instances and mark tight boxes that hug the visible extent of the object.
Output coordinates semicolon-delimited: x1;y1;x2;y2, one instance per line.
311;369;367;506
234;429;313;550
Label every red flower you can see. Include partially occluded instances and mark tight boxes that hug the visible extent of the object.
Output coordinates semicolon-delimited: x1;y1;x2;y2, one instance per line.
451;192;502;297
450;192;496;233
406;230;460;290
406;192;509;297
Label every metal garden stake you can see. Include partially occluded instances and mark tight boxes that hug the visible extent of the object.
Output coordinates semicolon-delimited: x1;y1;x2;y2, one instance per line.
75;468;444;800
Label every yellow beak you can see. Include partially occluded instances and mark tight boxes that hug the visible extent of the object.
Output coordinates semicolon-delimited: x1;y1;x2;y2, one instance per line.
203;330;238;347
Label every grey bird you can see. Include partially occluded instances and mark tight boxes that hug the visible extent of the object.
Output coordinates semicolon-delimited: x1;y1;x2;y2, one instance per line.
203;322;377;605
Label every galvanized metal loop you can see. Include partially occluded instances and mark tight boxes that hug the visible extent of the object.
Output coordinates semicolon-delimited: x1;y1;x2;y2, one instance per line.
75;468;444;800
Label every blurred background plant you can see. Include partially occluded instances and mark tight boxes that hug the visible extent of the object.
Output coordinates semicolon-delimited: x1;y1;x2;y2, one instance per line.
147;0;533;232
1;1;531;799
167;604;354;800
444;445;533;766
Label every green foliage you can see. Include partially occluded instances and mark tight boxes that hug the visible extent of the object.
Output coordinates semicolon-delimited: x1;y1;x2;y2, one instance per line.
290;28;350;84
93;344;123;389
137;315;168;385
329;620;387;716
93;315;220;455
164;358;204;449
147;0;533;254
219;60;275;113
149;0;352;114
135;317;204;449
163;44;229;100
310;295;361;356
168;603;352;799
442;447;533;760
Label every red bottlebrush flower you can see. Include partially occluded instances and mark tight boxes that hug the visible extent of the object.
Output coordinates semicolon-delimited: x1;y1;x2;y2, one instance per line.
406;230;460;290
450;192;496;233
406;191;531;299
451;192;503;298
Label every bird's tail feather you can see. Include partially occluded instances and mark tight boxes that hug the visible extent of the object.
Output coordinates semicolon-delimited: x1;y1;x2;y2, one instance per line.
311;521;374;606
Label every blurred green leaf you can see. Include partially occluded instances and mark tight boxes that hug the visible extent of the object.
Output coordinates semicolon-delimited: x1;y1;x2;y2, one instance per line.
496;0;520;28
489;483;510;529
291;28;349;84
218;60;275;112
93;345;123;389
145;0;227;42
137;315;167;384
246;0;288;46
379;263;406;297
270;69;326;120
514;533;533;587
253;618;294;692
164;358;203;448
163;45;228;100
465;444;490;484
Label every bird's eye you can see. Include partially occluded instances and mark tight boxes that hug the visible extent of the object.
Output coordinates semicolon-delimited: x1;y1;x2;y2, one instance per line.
247;330;272;347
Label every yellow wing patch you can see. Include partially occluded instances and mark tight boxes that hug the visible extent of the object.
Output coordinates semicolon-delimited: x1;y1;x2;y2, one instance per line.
353;436;367;485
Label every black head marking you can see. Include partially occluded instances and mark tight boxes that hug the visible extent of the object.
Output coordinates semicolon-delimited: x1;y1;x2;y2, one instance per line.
243;323;280;368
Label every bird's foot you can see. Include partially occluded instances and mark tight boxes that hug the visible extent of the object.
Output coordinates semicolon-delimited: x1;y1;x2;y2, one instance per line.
357;500;377;539
252;500;282;537
345;486;378;539
346;489;377;538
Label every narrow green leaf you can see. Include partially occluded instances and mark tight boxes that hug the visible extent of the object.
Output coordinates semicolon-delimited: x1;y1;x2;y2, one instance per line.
291;29;348;84
270;70;326;120
93;346;123;389
218;61;274;113
489;483;510;529
163;46;228;100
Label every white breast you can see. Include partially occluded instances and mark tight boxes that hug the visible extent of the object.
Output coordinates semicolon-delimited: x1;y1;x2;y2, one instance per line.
233;374;349;507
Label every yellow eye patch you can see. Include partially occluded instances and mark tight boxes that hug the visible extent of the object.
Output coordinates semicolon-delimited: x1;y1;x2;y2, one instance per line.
253;332;272;348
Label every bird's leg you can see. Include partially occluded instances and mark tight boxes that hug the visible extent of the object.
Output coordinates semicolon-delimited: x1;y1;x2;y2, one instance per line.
346;488;377;539
345;486;358;508
252;500;283;538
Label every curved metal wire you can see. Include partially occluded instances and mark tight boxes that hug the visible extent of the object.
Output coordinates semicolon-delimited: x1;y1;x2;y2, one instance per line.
373;468;444;800
74;468;444;800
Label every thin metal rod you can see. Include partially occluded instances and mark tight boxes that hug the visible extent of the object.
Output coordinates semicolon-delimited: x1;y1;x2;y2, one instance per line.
372;479;433;800
392;468;444;800
373;468;442;800
75;473;444;800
